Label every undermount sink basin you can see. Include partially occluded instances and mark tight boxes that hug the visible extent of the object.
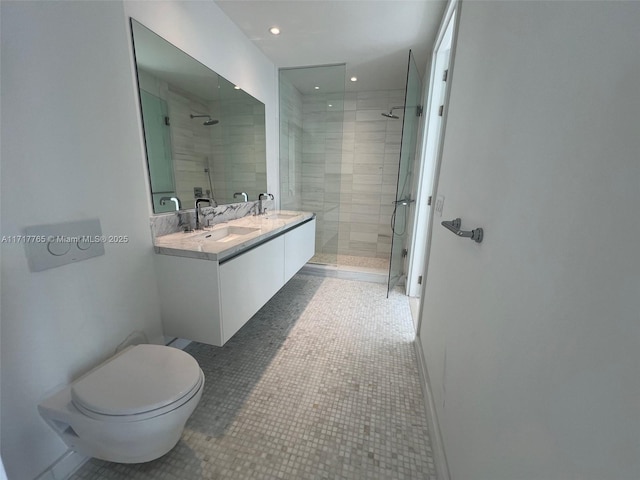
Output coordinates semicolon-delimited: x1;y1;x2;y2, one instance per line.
265;213;298;220
201;226;259;243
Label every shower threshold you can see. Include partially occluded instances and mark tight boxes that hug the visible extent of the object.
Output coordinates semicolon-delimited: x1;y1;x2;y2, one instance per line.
302;254;390;284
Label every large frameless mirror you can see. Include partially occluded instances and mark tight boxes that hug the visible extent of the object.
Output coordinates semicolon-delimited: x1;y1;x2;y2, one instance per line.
130;19;267;213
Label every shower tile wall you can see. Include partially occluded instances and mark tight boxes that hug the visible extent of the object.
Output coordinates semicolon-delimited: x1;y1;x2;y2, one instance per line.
301;92;344;256
279;76;343;257
279;76;304;211
280;82;404;262
341;90;404;260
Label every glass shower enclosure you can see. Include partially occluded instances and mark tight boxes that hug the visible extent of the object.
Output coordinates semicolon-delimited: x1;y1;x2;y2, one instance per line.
387;51;422;294
278;55;422;292
279;64;345;266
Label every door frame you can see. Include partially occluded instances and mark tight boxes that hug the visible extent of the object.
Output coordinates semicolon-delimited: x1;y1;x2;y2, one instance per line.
409;1;460;324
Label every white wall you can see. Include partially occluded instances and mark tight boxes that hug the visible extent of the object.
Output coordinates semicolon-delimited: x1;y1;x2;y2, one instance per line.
1;3;163;478
0;1;278;478
418;2;640;479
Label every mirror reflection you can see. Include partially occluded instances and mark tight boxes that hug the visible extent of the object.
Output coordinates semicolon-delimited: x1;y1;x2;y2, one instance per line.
130;19;267;213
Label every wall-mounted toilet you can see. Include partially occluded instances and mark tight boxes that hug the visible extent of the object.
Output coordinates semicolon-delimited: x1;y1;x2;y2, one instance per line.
38;344;204;463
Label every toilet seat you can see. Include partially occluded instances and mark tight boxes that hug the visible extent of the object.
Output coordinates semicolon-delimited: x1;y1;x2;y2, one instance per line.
71;344;203;422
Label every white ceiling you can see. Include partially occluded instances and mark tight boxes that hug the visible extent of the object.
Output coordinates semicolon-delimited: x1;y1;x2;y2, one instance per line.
215;0;447;93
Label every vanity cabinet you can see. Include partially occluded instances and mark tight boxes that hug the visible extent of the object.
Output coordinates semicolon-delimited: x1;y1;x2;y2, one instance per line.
219;235;284;343
283;218;315;282
155;218;315;346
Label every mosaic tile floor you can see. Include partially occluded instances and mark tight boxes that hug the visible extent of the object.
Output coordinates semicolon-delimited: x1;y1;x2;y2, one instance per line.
71;274;436;480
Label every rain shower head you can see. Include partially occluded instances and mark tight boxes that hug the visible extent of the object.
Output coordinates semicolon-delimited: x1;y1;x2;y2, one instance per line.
381;105;405;119
190;114;219;126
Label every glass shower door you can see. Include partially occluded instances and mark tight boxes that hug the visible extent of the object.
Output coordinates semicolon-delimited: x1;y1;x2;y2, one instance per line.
388;51;422;295
279;64;345;266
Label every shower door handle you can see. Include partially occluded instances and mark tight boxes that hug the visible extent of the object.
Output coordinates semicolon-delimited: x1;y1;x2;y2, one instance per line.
441;218;484;243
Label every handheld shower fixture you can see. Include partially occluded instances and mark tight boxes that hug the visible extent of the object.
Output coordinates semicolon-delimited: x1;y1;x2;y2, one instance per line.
381;105;405;119
190;114;219;126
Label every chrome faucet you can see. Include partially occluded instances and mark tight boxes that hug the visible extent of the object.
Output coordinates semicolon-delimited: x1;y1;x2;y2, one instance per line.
257;193;273;215
233;192;248;202
159;196;181;211
194;198;212;230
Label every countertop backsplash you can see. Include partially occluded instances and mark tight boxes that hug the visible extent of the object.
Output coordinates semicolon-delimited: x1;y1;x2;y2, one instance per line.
150;200;273;239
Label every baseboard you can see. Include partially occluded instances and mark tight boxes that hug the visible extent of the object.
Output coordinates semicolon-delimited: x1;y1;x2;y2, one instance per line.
35;450;87;480
414;338;451;480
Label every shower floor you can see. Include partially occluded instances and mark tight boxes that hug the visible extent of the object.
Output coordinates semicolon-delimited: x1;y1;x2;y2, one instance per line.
305;254;390;285
310;253;389;271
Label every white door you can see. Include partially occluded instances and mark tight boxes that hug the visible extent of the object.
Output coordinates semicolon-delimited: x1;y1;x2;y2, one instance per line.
406;11;457;325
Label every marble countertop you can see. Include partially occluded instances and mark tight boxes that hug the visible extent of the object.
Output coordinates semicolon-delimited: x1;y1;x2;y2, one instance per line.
154;210;315;262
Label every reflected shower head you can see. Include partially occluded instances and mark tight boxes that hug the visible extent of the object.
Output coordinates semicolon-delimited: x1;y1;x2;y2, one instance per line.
190;114;219;126
382;105;405;119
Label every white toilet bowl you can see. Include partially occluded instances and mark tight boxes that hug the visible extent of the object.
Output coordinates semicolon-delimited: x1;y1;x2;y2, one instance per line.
38;344;204;463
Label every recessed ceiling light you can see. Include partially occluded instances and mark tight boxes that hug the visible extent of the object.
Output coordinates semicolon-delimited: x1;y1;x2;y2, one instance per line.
328;104;333;108
314;86;320;90
234;85;241;90
350;76;358;82
269;26;281;35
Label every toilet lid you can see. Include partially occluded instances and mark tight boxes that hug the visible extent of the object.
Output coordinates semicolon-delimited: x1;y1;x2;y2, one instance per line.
71;344;202;416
